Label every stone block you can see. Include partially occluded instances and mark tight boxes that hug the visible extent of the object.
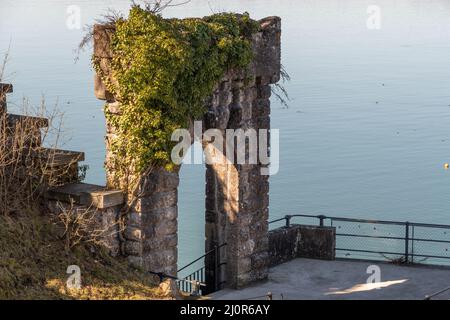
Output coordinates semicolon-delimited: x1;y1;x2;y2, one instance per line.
142;206;177;222
257;85;271;99
154;219;177;237
253;98;271;118
0;83;13;94
257;116;270;130
136;190;178;211
45;182;124;209
125;241;142;256
143;234;178;251
250;251;269;270
251;17;281;83
93;24;115;58
128;256;143;268
137;169;179;195
124;226;142;241
94;74;107;100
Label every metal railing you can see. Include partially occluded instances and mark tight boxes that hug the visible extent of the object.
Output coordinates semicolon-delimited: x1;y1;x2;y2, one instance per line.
177;243;227;295
177;267;206;295
269;214;450;266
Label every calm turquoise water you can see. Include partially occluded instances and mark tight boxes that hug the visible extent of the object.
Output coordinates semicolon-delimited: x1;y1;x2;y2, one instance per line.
1;0;450;268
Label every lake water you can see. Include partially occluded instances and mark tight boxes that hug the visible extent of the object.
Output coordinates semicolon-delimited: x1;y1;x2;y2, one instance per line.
1;0;450;269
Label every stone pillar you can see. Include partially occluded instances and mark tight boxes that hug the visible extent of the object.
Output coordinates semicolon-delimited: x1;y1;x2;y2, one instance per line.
125;168;179;276
104;100;179;276
203;72;274;289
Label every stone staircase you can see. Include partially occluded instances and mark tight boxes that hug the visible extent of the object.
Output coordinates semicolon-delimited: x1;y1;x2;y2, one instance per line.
1;83;125;253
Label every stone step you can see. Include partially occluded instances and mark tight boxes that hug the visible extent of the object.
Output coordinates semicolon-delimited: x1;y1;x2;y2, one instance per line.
6;113;49;129
32;148;85;167
0;83;13;94
45;182;124;209
0;83;12;112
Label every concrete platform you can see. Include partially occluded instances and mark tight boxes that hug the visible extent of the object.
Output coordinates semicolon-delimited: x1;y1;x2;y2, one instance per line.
211;258;450;300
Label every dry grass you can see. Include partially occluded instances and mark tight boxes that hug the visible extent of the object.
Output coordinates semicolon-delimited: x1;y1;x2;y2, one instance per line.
0;53;167;300
0;208;165;300
51;201;123;254
1;48;72;215
0;100;81;215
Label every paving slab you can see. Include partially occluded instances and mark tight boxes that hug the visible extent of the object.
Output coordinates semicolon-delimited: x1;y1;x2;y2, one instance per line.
211;258;450;300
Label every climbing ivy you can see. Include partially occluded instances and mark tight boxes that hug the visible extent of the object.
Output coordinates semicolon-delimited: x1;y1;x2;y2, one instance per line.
93;6;259;176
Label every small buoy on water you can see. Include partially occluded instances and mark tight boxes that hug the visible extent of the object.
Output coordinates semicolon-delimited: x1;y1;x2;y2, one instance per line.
445;163;449;169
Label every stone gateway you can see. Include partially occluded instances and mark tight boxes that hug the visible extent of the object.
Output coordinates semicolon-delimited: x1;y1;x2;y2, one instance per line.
93;15;281;290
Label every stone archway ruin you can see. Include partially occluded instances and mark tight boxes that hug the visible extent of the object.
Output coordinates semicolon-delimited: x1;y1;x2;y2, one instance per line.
93;16;281;290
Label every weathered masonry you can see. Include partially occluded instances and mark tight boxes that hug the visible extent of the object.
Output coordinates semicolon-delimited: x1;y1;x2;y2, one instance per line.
1;83;125;255
93;16;281;289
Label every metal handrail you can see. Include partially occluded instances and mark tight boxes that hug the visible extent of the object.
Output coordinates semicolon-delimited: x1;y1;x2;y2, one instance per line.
269;214;450;265
177;266;206;294
177;242;227;273
176;242;228;295
269;214;450;229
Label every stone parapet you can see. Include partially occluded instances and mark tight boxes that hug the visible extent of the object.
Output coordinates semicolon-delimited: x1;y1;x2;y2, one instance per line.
268;225;336;267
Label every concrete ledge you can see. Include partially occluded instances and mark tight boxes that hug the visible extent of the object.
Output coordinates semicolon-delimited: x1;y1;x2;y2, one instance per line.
45;182;124;209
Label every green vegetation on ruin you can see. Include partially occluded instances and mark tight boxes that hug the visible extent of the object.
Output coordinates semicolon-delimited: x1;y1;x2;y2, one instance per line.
93;6;259;176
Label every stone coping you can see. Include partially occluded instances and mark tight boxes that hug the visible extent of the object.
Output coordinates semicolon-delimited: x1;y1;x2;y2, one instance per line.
32;148;85;166
7;113;49;128
45;182;124;209
0;83;13;94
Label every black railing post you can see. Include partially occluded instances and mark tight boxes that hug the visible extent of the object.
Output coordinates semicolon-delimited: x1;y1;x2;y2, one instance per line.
318;215;326;227
411;225;415;264
405;221;410;264
285;215;292;228
214;245;219;291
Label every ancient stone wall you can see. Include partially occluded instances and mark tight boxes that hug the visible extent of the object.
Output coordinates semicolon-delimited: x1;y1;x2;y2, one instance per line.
93;16;281;289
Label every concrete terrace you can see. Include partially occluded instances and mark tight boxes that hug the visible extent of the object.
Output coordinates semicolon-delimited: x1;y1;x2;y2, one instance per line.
211;258;450;300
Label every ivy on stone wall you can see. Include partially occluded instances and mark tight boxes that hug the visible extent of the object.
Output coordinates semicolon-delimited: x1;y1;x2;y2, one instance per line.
93;6;259;176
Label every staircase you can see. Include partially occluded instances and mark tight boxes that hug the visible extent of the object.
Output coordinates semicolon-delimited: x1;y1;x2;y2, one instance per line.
1;82;124;212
